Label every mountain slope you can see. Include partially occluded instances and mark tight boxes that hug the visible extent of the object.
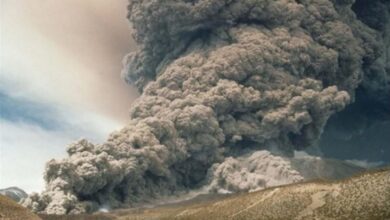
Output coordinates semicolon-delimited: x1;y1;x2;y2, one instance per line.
0;195;41;220
0;187;28;202
113;169;390;220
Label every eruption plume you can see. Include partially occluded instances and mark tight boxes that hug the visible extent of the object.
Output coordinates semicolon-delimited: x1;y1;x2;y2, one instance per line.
22;0;388;214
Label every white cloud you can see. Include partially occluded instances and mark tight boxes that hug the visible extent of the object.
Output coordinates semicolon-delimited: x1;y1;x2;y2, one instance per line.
0;0;137;122
0;0;136;194
0;107;121;193
0;119;69;193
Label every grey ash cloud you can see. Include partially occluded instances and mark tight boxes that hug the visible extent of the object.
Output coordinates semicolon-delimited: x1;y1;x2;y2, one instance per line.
22;0;389;214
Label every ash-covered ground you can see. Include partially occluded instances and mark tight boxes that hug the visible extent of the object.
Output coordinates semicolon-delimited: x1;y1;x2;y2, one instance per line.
22;0;389;214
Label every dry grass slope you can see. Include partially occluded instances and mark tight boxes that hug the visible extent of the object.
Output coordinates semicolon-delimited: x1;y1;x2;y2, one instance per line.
114;169;390;220
0;195;41;220
38;213;115;220
28;169;390;220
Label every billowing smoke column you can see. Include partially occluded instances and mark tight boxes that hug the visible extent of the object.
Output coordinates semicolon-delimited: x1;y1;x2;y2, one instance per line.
22;0;387;214
317;0;390;162
353;0;390;110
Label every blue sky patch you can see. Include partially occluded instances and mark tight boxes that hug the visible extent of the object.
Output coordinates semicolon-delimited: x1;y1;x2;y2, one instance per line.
0;90;63;130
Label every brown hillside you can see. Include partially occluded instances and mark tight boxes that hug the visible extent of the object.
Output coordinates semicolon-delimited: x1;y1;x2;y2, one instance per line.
0;195;41;220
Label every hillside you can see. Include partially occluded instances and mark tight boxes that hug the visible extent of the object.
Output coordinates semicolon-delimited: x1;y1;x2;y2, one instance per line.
38;168;390;220
112;169;390;220
0;195;41;220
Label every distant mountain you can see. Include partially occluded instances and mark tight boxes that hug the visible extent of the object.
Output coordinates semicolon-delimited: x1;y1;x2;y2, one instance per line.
0;187;28;202
290;157;366;180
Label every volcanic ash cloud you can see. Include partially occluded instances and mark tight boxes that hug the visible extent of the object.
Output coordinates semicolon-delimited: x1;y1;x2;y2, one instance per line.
22;0;387;214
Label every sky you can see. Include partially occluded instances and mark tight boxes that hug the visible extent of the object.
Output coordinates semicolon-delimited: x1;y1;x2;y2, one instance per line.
0;0;138;192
